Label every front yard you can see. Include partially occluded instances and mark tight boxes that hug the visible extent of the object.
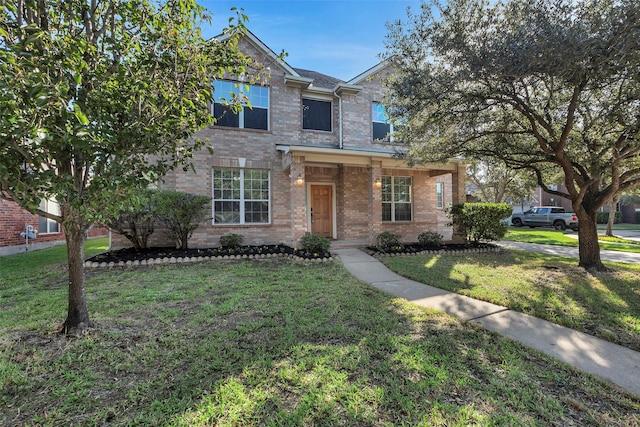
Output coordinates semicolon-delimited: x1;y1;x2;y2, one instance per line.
1;239;639;425
381;250;640;352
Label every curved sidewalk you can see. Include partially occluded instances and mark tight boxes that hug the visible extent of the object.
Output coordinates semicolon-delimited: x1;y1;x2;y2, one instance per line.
333;248;640;397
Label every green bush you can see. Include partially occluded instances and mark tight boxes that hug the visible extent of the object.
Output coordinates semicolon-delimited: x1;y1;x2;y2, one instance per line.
220;233;244;249
105;188;157;249
418;230;443;246
299;233;331;253
597;211;621;224
154;190;211;249
376;231;404;251
447;202;512;243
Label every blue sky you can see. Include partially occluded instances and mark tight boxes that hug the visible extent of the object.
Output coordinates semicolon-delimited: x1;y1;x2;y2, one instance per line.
199;0;422;81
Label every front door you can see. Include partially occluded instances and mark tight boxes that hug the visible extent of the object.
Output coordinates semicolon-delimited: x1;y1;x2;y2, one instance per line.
310;185;333;238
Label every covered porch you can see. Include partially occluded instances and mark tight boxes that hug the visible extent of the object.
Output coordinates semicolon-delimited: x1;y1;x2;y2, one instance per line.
278;145;467;247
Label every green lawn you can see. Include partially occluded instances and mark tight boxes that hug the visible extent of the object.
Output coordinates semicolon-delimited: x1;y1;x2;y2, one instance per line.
504;228;640;253
381;251;640;352
1;241;639;425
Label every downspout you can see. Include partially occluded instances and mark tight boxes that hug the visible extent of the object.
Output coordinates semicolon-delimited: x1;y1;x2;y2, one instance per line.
334;91;343;149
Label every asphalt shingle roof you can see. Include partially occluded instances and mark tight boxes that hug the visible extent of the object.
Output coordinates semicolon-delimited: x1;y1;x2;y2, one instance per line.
293;68;343;89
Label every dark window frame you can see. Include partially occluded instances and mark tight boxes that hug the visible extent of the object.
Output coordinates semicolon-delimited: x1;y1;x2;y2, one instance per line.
302;98;332;131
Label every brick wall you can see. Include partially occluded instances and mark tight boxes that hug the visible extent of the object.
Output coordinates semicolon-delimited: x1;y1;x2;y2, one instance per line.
1;198;108;256
111;35;464;250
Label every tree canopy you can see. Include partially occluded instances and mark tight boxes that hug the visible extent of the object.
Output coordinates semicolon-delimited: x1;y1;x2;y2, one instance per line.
0;0;256;330
384;0;640;270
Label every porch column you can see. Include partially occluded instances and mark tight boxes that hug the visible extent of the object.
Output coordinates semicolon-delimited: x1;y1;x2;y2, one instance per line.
450;162;467;243
369;160;383;245
291;155;307;247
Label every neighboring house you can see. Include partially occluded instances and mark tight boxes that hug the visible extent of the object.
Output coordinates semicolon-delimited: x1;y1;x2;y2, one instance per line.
1;198;108;256
111;30;467;250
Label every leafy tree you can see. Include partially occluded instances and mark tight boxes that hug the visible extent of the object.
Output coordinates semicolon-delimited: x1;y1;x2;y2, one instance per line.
0;1;255;331
467;158;537;205
154;190;211;249
384;0;640;270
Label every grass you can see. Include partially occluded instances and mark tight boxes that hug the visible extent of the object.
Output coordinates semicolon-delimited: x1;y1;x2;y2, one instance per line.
504;228;640;253
1;242;639;425
381;251;640;352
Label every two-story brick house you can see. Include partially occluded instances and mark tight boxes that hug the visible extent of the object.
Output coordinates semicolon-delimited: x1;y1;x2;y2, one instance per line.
110;30;466;250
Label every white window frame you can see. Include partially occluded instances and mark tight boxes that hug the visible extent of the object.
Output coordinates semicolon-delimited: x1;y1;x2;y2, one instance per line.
372;101;394;141
213;80;270;130
382;176;413;222
212;167;271;225
38;199;60;234
436;182;444;209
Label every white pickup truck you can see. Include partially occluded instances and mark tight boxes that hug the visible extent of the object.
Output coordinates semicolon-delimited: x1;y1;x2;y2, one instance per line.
511;206;579;231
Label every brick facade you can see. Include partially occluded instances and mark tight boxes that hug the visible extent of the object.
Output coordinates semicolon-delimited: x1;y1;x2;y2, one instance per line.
110;31;467;250
0;198;108;256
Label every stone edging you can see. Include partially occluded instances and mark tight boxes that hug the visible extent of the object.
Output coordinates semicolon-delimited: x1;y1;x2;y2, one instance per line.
368;246;503;258
84;252;334;268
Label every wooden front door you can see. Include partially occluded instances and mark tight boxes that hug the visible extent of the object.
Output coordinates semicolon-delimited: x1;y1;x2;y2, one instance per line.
311;185;333;238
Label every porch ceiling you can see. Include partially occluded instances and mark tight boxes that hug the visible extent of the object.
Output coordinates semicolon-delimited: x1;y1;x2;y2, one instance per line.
277;144;461;171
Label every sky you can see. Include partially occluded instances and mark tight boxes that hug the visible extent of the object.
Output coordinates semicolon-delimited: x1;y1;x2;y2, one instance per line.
199;0;423;82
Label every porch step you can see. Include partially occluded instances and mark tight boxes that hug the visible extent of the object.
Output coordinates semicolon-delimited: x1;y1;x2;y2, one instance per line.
330;239;370;249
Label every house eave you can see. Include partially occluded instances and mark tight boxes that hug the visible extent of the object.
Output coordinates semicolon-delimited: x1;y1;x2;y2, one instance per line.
277;144;461;171
284;74;313;89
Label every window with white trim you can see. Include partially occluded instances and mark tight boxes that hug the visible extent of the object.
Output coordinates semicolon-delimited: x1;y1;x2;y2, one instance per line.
212;168;270;224
436;182;444;208
302;98;332;131
38;199;60;233
382;176;412;222
213;80;269;130
372;102;394;141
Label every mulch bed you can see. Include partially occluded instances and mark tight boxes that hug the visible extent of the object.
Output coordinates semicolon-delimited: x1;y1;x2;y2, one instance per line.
86;242;500;266
86;244;331;264
363;242;499;256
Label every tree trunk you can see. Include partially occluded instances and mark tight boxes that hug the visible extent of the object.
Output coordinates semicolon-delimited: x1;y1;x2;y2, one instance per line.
605;194;619;237
62;221;92;332
574;206;606;271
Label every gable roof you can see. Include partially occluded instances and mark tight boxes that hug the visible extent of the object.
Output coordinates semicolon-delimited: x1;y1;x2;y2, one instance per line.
214;28;384;93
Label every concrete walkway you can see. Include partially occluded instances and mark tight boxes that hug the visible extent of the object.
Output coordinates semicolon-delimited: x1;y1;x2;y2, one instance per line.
333;247;640;397
497;241;640;264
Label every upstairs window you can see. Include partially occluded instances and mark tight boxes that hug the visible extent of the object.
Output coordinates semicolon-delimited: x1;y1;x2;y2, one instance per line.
372;102;393;141
303;98;332;131
38;199;60;233
213;80;269;130
382;176;412;222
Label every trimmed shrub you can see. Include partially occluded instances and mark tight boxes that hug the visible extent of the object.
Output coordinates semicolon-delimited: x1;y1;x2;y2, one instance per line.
220;233;244;249
376;231;403;251
154;190;212;249
418;230;443;246
105;189;157;249
597;211;621;224
299;233;331;253
447;202;512;243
